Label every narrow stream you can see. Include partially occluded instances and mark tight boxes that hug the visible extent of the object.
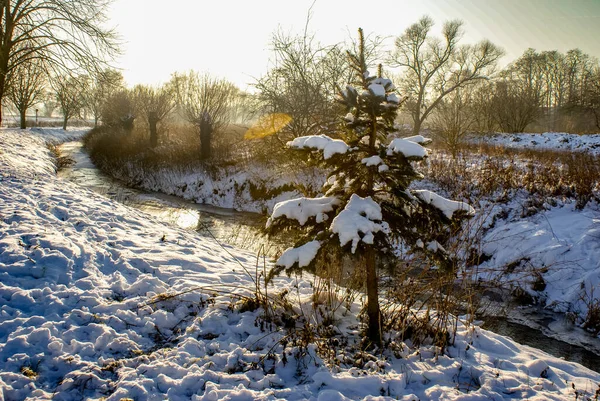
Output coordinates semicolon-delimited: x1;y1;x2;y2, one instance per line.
58;141;600;373
58;141;280;256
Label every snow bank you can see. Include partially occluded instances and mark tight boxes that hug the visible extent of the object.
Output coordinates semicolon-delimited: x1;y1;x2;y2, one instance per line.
475;201;600;321
1;128;599;400
475;132;600;155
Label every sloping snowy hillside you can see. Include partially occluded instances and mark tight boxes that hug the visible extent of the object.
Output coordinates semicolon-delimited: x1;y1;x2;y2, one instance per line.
1;128;599;400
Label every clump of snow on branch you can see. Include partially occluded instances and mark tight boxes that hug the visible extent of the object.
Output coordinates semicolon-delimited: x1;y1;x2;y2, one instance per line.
361;155;383;167
330;194;390;253
403;134;432;145
288;135;349;159
360;155;390;172
387;138;427;159
368;83;386;98
427;240;446;253
276;240;321;268
267;196;338;227
386;93;400;103
413;190;476;219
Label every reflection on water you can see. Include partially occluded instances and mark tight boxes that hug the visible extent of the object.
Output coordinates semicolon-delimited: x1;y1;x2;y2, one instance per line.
58;141;282;256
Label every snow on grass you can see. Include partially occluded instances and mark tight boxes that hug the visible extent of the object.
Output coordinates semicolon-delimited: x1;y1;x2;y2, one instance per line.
96;155;326;215
475;132;600;155
288;135;350;159
1;128;599;400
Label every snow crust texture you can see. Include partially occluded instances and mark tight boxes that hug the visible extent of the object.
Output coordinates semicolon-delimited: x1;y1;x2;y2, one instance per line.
0;128;598;400
477;132;600;155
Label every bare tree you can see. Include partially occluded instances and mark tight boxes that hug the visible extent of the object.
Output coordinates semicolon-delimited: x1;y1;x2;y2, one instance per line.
6;59;46;128
470;81;498;134
228;88;259;125
41;90;58;117
53;74;89;130
431;88;476;158
390;16;504;135
101;89;135;131
132;84;174;147
170;71;236;160
583;67;600;131
0;1;119;124
255;29;351;141
491;77;541;133
86;69;125;127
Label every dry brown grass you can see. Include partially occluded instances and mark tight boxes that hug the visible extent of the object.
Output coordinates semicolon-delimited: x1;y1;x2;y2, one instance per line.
425;141;600;208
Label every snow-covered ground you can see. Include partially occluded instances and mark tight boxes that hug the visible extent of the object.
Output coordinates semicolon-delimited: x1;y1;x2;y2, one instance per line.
474;198;600;321
474;132;600;155
1;128;600;400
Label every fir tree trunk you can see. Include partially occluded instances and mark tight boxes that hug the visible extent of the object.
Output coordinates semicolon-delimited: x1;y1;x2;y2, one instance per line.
365;111;381;346
365;247;381;346
20;109;26;129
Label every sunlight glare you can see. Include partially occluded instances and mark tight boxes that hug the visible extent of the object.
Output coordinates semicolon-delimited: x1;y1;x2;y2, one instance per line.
244;113;293;140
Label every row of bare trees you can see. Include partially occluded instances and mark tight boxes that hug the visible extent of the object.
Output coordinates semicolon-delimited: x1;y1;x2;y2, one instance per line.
429;48;600;155
0;0;118;125
93;71;254;160
2;66;124;129
255;16;600;160
4;4;598;156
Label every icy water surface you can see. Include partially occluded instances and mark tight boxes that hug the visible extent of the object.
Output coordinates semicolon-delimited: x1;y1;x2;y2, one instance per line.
58;141;600;373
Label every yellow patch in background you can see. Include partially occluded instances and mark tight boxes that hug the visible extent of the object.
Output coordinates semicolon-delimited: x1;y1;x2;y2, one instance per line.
244;113;292;140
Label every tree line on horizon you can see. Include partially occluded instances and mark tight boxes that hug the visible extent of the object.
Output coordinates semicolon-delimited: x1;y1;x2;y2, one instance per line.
1;1;600;158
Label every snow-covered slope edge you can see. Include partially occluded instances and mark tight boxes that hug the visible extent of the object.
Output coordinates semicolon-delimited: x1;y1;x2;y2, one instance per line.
474;132;600;154
0;128;599;400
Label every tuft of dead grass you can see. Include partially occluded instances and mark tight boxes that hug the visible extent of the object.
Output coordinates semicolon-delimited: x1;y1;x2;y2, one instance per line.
425;141;600;208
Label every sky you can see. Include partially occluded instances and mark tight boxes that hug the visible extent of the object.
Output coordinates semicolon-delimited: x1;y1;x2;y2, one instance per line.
109;0;600;91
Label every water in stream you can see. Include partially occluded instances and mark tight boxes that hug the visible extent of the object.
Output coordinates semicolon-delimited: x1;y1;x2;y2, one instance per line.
58;141;280;256
58;141;600;373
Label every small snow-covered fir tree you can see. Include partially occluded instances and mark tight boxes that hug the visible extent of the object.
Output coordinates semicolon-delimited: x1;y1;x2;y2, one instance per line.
266;29;474;346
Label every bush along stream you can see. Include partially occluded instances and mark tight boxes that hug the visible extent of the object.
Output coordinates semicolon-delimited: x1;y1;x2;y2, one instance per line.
58;140;600;373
